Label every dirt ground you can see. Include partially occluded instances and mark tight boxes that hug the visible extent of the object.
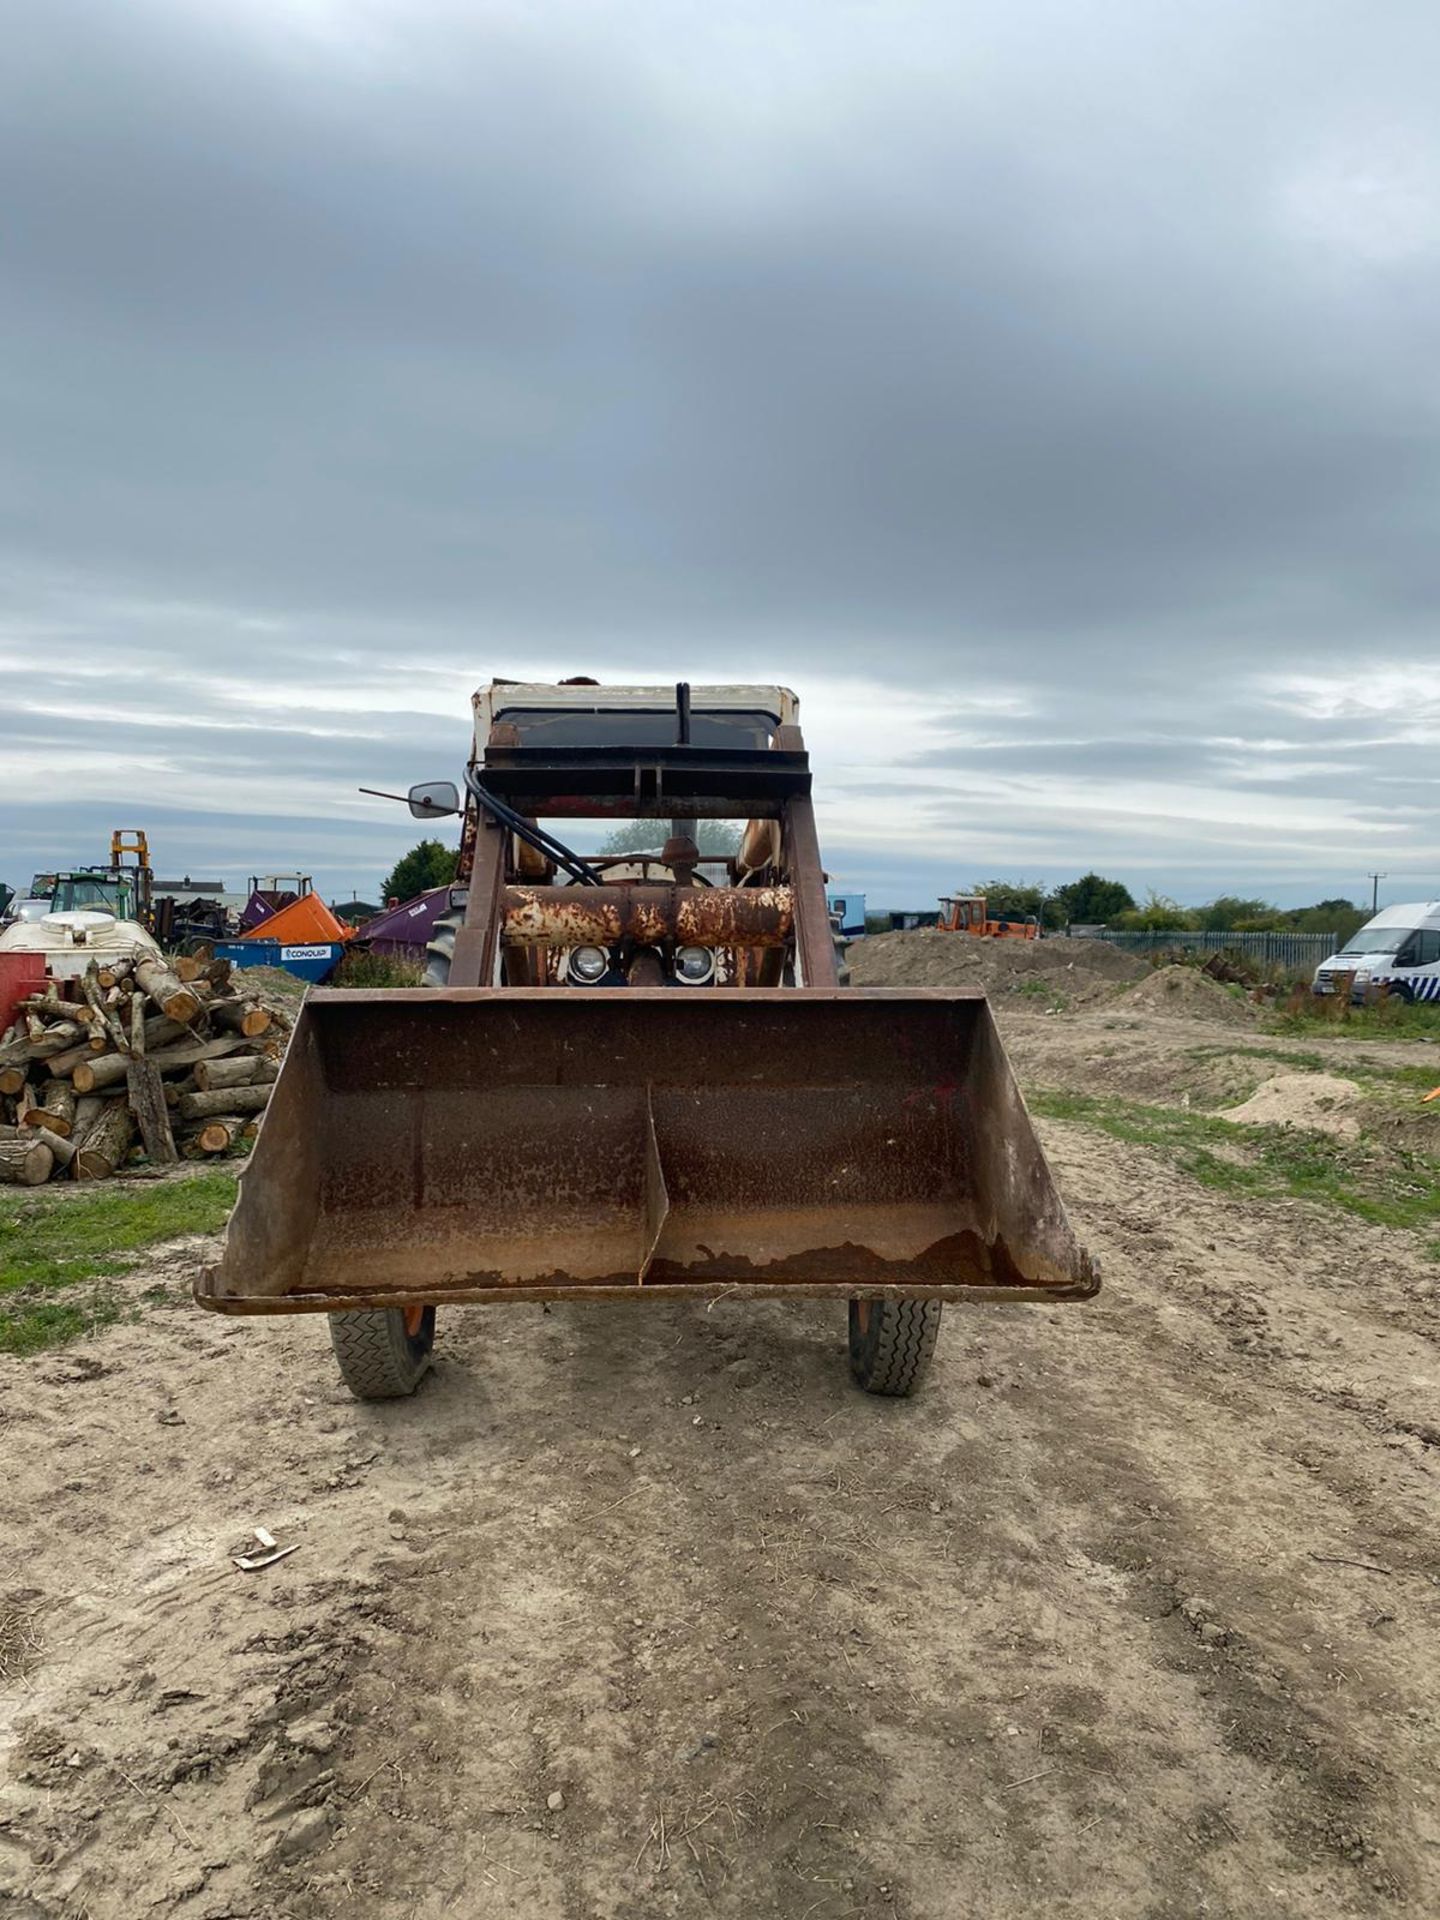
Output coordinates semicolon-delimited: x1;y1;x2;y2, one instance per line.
4;984;1440;1920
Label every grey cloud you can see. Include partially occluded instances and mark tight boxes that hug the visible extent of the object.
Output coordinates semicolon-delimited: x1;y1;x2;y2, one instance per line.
915;739;1212;780
2;1;1439;905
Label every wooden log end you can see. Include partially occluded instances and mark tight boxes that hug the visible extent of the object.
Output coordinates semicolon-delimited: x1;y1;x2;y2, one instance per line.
0;1139;55;1186
31;1125;77;1170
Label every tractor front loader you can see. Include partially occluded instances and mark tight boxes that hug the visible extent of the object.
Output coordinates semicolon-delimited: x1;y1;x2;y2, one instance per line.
199;682;1096;1399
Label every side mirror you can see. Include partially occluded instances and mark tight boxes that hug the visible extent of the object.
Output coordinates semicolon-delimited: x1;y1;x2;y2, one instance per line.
408;781;461;820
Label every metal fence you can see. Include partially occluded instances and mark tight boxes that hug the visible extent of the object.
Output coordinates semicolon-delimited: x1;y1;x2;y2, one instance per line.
1067;928;1338;976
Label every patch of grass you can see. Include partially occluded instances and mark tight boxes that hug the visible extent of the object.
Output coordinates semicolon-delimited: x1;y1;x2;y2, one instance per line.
1267;996;1440;1042
1015;977;1069;1011
1029;1088;1440;1243
1380;1061;1440;1088
1186;1042;1330;1074
332;949;425;987
0;1172;237;1356
2;1287;131;1353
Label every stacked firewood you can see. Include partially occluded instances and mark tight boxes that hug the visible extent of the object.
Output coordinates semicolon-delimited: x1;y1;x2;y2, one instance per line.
0;953;289;1185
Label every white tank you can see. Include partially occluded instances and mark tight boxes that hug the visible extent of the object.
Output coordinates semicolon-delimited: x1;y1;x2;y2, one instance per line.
0;909;163;980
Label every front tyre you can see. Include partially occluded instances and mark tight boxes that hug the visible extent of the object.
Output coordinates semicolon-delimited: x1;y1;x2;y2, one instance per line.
329;1306;436;1400
848;1298;942;1396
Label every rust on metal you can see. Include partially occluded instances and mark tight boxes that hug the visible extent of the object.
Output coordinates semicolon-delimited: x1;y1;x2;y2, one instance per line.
448;813;506;987
774;724;838;987
200;989;1098;1315
500;884;793;949
199;1277;1098;1316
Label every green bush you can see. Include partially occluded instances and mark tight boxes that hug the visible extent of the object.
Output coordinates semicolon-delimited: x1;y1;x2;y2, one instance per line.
1111;891;1198;932
968;880;1055;927
333;949;426;988
380;839;458;905
1052;873;1136;925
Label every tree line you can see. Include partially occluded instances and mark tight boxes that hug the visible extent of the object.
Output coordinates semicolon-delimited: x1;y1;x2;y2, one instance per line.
959;874;1367;945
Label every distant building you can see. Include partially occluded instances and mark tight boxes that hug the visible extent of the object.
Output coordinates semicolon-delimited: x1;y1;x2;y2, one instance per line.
827;890;867;938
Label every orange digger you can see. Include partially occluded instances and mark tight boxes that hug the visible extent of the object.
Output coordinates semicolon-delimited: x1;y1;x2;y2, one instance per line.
937;894;1041;940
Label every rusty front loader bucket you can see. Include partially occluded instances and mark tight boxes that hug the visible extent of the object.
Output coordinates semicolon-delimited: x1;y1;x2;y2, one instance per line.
198;988;1097;1314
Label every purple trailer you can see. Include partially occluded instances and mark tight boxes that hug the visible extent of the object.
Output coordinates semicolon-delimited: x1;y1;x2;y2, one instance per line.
355;885;459;962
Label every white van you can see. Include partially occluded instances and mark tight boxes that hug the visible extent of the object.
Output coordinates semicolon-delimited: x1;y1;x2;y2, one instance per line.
1313;901;1440;1002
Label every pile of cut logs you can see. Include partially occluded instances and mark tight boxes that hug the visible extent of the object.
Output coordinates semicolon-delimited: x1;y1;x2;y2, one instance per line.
0;953;289;1185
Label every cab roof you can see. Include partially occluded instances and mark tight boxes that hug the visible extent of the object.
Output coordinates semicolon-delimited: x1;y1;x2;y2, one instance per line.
475;681;797;723
1360;901;1440;931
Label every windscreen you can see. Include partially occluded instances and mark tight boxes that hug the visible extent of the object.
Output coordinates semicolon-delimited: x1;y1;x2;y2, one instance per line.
56;877;132;914
1337;925;1413;957
493;706;778;749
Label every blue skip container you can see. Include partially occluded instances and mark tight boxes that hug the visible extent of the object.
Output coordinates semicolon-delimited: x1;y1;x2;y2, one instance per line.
215;939;346;985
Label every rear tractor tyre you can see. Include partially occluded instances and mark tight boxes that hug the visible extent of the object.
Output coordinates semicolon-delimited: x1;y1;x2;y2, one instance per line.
423;912;462;987
329;1307;436;1400
848;1298;942;1396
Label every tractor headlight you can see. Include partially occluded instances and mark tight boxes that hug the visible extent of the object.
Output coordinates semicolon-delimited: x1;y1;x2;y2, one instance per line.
569;945;610;983
674;945;716;985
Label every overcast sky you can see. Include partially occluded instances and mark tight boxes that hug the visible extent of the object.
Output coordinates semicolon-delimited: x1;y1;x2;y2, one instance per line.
3;0;1438;911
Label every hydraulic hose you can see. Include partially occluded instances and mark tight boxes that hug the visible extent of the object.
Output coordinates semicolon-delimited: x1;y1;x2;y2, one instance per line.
464;768;603;886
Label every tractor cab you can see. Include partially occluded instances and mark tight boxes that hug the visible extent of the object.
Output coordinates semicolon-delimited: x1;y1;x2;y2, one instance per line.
49;870;142;920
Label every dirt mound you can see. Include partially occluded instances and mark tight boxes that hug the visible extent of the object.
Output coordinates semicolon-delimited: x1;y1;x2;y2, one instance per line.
227;963;309;1006
847;930;1145;999
1221;1073;1362;1138
1117;963;1256;1025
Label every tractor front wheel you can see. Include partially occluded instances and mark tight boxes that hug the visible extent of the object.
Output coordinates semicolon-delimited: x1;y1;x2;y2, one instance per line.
848;1298;942;1396
329;1306;436;1400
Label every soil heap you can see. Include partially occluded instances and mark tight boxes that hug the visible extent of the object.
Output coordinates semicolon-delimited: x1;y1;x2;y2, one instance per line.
1116;963;1257;1026
1221;1072;1362;1137
847;930;1145;1001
